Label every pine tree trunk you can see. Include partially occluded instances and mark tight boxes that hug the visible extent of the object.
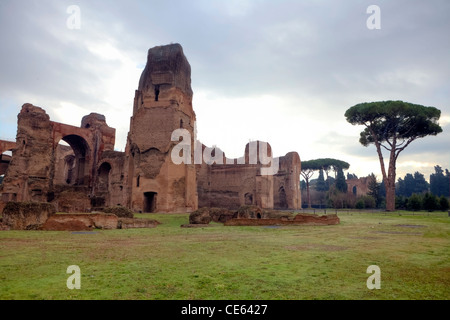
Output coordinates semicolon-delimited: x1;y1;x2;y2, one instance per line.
306;179;311;208
372;136;397;212
385;148;397;211
385;181;396;211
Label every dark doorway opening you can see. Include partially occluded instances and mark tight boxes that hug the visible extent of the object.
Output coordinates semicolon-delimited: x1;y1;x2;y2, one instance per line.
275;186;288;209
144;192;157;213
154;85;160;101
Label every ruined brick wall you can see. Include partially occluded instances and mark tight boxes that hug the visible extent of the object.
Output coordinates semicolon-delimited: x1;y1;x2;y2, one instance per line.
197;162;261;209
347;177;370;197
273;152;301;209
1;104;54;203
1;43;302;214
196;142;301;210
126;43;198;213
53;144;75;185
94;150;128;208
1;104;117;212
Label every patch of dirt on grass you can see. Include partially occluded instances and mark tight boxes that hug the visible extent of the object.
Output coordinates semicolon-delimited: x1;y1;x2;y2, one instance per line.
284;244;347;251
180;224;213;228
394;224;427;228
374;231;423;235
349;236;381;240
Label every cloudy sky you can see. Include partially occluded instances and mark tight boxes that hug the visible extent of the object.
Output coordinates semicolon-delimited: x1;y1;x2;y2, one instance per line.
0;0;449;182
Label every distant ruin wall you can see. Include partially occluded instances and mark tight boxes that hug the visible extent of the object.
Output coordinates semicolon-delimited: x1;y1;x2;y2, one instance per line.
196;144;301;210
347;177;370;197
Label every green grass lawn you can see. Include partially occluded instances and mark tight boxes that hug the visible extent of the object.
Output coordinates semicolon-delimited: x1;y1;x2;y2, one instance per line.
0;211;449;300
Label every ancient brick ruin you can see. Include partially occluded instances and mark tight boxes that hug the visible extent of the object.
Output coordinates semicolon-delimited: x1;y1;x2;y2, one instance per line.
346;176;371;197
0;43;301;214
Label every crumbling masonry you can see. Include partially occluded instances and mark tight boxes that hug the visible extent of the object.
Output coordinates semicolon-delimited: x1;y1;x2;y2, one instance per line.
0;44;301;213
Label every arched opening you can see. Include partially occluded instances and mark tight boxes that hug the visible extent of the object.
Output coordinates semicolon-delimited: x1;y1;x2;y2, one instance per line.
97;162;112;193
352;186;357;195
0;143;16;201
54;135;90;186
244;192;253;205
144;192;157;213
0;150;13;185
275;186;288;209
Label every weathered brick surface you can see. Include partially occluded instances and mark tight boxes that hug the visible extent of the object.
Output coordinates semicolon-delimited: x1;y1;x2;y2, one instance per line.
224;213;340;226
1;202;55;230
42;213;118;231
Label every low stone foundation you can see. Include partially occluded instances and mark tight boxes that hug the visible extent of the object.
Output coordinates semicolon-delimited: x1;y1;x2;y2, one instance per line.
189;207;235;224
42;213;118;231
224;214;340;226
2;202;56;230
42;214;160;231
0;220;10;230
188;205;340;227
118;217;160;229
1;201;160;231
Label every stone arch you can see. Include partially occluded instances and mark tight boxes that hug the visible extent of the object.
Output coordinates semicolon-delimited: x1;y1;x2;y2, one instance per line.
0;140;16;155
0;141;15;178
58;134;91;186
0;153;11;182
274;186;288;209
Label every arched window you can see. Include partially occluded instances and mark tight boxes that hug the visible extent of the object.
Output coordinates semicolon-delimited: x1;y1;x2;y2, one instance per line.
274;186;288;209
98;162;112;193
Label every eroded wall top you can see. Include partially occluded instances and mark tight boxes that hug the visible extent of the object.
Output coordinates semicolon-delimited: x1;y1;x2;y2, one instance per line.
137;43;193;106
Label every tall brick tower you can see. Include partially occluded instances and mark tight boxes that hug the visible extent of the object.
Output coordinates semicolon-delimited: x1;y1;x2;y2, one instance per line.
126;44;198;213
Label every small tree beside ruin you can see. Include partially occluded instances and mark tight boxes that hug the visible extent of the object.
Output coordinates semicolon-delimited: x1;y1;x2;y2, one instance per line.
300;158;350;208
300;160;322;208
